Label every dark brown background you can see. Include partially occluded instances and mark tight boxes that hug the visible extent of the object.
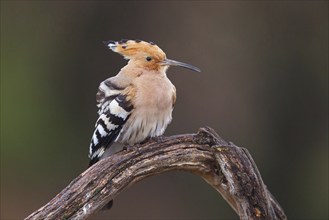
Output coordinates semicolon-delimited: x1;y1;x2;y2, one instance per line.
1;1;328;219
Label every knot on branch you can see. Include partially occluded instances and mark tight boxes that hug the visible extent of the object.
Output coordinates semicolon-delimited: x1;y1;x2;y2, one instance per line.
194;127;229;146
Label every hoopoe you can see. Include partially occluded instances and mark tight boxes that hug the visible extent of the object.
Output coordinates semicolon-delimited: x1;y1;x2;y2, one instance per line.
89;39;200;166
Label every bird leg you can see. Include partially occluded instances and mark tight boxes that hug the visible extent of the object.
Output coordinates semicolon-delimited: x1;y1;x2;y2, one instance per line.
123;144;141;152
123;135;165;152
150;135;165;143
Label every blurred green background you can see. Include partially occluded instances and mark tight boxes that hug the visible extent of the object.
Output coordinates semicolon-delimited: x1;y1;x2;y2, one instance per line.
1;1;328;219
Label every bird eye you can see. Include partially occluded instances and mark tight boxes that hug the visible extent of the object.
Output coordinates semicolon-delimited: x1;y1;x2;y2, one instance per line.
146;56;152;61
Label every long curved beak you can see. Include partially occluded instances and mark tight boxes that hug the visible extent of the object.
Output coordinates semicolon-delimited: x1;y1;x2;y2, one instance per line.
161;58;201;72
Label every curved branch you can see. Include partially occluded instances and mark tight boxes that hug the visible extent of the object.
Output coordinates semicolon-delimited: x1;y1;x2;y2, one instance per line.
25;127;286;220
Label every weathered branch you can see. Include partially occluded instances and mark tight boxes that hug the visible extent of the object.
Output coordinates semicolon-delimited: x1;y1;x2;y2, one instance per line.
26;127;286;220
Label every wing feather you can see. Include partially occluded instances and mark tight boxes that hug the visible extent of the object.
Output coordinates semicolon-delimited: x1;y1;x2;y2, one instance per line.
89;79;133;166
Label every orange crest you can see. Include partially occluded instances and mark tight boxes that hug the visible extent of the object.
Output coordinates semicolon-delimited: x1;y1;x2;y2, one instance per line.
104;39;166;61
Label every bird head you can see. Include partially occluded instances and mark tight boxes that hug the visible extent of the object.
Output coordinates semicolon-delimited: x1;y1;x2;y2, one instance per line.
103;39;200;72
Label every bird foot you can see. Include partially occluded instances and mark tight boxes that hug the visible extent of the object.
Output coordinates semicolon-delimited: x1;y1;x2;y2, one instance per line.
150;135;165;143
123;144;140;152
123;135;165;152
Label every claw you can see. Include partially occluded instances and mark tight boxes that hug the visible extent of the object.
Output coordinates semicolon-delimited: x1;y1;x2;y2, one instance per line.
123;144;140;152
151;135;165;143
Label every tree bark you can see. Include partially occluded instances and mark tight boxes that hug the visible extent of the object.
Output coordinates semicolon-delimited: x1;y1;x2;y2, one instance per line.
25;127;287;220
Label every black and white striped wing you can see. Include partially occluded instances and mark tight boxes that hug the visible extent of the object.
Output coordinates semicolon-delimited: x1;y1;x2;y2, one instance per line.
89;93;133;167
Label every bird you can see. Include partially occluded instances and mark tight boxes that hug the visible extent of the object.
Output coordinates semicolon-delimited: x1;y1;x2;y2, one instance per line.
88;39;200;167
